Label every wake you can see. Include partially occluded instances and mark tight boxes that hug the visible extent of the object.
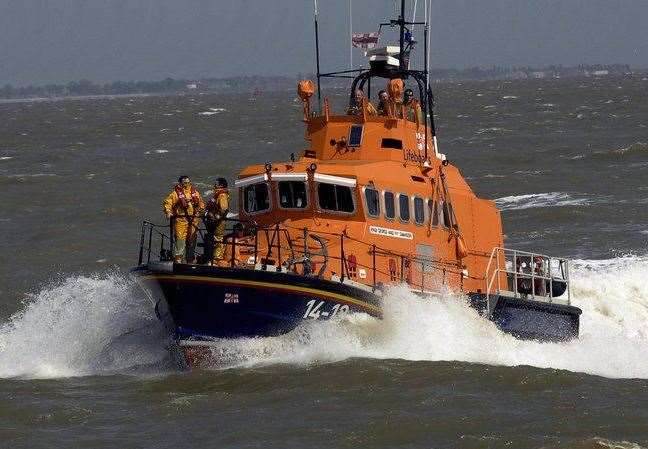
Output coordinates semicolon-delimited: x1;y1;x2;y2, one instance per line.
1;256;648;379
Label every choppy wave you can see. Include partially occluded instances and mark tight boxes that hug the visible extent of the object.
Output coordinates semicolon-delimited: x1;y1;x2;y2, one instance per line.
198;107;227;116
3;255;648;379
208;255;648;379
495;192;589;210
0;273;170;379
594;142;648;159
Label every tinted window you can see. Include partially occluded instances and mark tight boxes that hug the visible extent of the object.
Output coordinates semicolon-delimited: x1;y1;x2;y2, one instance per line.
318;183;355;213
399;194;410;222
349;125;363;147
381;138;403;149
365;188;379;217
278;181;307;209
384;192;395;219
414;197;424;224
244;183;270;213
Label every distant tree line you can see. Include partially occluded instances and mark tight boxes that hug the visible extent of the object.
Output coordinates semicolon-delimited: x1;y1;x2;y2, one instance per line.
0;65;639;100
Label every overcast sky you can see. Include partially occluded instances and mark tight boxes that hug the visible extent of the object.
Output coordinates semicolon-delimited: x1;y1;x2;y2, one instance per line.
1;0;647;86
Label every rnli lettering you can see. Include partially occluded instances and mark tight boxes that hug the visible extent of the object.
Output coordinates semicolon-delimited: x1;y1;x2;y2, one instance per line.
369;226;414;240
224;292;239;304
403;149;426;163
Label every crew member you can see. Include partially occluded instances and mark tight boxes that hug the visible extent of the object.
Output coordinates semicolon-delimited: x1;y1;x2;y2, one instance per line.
377;90;389;116
163;175;205;263
404;88;423;123
387;78;404;118
347;89;377;116
220;223;254;267
204;177;230;265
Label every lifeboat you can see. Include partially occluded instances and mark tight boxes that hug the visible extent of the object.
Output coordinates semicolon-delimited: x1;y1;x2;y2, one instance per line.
131;2;581;368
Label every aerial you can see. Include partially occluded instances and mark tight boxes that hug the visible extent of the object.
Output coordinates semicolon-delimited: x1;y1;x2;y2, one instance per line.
1;1;647;448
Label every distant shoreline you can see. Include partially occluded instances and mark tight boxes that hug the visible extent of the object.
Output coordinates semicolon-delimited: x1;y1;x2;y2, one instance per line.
1;67;644;102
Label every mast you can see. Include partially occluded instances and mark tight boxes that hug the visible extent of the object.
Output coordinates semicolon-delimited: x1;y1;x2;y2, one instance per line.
314;0;322;110
399;0;406;71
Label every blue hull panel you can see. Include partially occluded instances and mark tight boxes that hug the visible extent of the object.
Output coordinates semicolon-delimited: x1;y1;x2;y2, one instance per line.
133;264;382;342
132;264;581;367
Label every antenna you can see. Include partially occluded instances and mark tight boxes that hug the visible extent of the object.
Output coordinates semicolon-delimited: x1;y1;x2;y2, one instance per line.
314;0;322;110
349;0;353;70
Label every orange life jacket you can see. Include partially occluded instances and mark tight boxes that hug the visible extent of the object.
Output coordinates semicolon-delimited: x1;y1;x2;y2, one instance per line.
207;189;229;218
175;185;200;211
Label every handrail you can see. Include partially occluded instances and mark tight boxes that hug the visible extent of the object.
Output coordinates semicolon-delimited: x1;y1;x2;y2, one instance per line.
484;247;571;315
137;215;473;293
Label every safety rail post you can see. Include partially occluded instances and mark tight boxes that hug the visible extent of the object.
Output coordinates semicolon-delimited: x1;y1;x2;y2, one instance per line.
230;231;236;268
253;227;258;265
420;261;425;293
340;234;345;282
276;224;281;272
566;260;571;305
496;248;501;293
531;252;536;298
147;225;153;264
170;217;175;262
159;233;165;261
548;257;553;303
372;244;376;292
138;222;146;265
513;250;518;299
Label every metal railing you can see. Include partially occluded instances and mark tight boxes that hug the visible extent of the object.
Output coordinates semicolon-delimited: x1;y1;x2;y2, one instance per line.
484;247;571;316
136;216;466;294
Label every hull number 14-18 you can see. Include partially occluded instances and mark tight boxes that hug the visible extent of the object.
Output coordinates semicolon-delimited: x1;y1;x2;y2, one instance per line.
303;300;350;319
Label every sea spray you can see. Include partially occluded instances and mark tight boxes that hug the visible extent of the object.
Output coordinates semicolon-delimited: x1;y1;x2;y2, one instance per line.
0;272;170;378
201;256;648;379
2;256;648;379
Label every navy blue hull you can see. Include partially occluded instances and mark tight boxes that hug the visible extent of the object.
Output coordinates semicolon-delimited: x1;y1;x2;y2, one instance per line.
469;294;581;342
132;263;581;367
132;264;382;343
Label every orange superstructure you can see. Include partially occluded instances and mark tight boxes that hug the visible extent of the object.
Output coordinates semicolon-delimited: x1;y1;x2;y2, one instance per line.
235;90;505;295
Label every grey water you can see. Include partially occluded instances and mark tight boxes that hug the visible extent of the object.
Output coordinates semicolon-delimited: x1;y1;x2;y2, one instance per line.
1;76;648;448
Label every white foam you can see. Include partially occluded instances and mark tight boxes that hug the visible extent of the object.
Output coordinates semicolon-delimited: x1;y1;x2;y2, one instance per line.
0;157;13;161
0;273;169;379
198;108;226;116
4;257;648;380
495;192;589;210
205;256;648;379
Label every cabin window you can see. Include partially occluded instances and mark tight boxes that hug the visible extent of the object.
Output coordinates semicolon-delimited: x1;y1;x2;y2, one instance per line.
318;183;355;213
414;197;425;225
399;194;410;222
384;191;395;219
438;200;449;227
278;181;307;209
348;125;363;147
364;187;380;218
381;138;403;149
244;182;270;213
